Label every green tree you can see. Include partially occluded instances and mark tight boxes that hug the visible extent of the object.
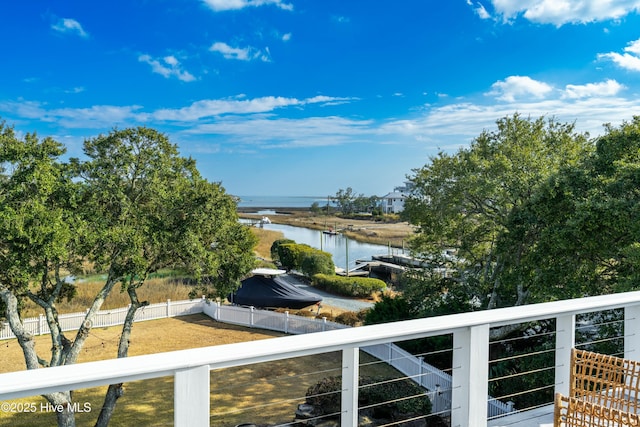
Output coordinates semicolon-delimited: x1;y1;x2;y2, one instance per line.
0;124;256;427
500;116;640;302
404;114;591;309
0;123;87;427
76;127;256;426
333;187;359;215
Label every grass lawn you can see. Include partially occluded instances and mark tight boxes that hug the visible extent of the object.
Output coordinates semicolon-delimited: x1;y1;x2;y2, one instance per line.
1;314;402;426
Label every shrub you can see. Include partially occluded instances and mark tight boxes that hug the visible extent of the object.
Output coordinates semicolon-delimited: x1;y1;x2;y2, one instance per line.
301;251;335;276
273;239;335;276
312;274;386;297
335;311;361;326
270;239;295;263
306;375;432;420
364;293;416;325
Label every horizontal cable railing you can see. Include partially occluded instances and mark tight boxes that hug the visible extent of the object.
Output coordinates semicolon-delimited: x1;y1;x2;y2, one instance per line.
2;291;640;426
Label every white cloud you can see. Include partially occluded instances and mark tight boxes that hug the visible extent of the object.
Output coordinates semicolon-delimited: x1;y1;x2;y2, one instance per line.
599;38;640;71
282;32;292;42
490;0;640;26
600;52;640;71
210;42;271;62
138;54;196;82
51;18;89;38
467;0;491;19
2;78;639;158
378;95;640;150
626;39;640;55
563;79;625;98
486;76;553;101
202;0;293;12
153;95;353;121
185;116;373;148
0;100;146;129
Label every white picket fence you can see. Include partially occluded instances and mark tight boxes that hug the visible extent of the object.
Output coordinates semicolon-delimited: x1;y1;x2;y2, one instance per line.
0;297;206;340
2;298;513;417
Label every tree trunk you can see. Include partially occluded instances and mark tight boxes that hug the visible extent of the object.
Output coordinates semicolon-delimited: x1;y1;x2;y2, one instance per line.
46;391;76;427
94;286;146;427
0;287;40;370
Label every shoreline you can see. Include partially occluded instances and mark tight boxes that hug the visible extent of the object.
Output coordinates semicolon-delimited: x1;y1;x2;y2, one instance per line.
238;208;414;248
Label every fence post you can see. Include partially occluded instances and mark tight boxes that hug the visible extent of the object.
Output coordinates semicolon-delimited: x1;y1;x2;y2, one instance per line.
452;323;490;427
214;301;220;321
167;299;171;318
37;314;44;336
175;365;209;427
555;313;575;397
250;306;255;327
625;304;640;360
322;317;327;332
285;311;289;334
341;347;360;427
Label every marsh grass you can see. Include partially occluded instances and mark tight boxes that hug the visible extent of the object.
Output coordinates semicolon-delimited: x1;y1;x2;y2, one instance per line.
1;314;404;427
18;276;195;319
249;227;284;260
241;211;414;248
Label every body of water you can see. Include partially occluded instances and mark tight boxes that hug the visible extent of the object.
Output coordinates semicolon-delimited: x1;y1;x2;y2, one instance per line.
237;195;330;209
251;222;403;270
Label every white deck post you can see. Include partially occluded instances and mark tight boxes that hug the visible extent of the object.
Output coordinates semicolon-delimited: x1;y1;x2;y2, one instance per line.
452;324;489;427
555;314;575;397
625;304;640;360
174;365;210;427
341;347;360;426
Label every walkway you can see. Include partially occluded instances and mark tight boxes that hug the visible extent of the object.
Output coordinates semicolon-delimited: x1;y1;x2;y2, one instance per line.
279;274;374;312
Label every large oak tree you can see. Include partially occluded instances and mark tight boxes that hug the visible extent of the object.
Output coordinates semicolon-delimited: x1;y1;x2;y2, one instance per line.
0;124;256;427
403;114;591;311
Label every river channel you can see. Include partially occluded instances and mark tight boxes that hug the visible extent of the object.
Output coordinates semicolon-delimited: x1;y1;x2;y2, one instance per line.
251;222;406;271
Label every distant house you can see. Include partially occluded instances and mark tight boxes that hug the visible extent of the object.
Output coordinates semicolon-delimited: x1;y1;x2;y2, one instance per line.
379;181;414;214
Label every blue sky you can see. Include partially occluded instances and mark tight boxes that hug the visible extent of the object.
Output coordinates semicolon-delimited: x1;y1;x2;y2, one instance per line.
2;1;640;197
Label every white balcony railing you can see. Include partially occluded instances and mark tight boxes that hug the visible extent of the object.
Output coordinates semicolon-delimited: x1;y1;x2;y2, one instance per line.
2;291;640;427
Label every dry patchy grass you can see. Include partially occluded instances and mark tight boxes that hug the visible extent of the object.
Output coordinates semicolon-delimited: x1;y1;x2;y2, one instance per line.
1;314;403;427
249;227;284;260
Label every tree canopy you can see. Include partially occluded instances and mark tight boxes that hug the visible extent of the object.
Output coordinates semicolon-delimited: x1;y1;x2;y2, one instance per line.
403;114;592;310
500;116;640;302
0;124;256;427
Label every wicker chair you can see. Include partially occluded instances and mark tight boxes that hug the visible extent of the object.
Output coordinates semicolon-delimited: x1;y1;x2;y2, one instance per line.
570;349;640;413
554;349;640;426
555;393;640;426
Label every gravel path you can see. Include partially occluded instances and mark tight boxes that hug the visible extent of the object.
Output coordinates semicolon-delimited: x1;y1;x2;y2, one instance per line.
279;274;374;312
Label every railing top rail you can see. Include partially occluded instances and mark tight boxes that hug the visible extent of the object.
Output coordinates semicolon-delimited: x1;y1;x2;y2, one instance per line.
2;291;640;401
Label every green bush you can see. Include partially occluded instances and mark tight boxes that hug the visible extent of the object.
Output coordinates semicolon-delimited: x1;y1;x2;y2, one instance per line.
301;251;335;276
364;294;416;325
270;239;295;263
305;375;432;420
312;274;386;297
273;239;335;276
277;242;303;270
